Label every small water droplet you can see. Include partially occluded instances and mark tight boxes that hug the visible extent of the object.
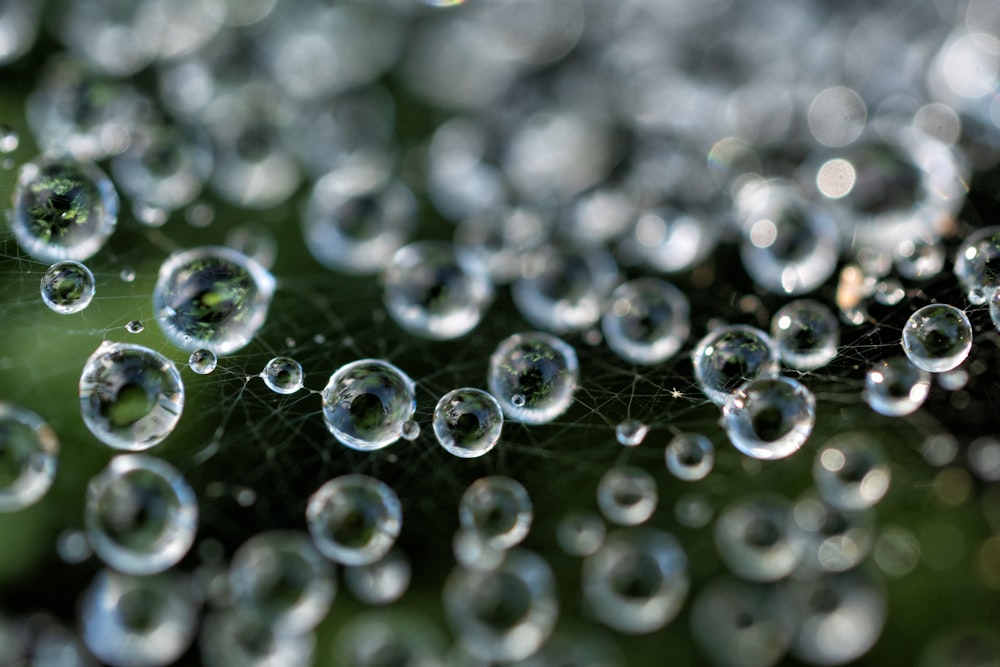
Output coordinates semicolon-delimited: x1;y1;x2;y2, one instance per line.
615;419;649;447
401;420;421;441
0;124;19;154
125;320;144;333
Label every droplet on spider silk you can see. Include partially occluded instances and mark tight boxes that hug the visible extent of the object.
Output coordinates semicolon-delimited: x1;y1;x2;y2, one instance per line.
80;569;197;667
444;549;558;663
201;610;315;667
596;466;658;527
601;278;690;365
79;341;184;451
459;476;532;551
84;454;198;575
153;246;276;355
864;357;930;416
344;548;411;606
734;179;840;296
714;494;801;582
229;531;335;634
454;206;549;285
487;332;579;424
583;528;689;634
556;511;606;557
690;576;794;667
433;387;503;458
0;124;18;153
512;246;618;334
692;325;780;406
225;224;277;271
782;571;886;665
9;156;119;263
383;241;494;340
125;319;144;334
453;529;504;573
895;235;945;281
954;225;1000;304
770;299;839;370
901;303;973;373
188;349;217;375
722;377;816;461
665;433;715;482
302;168;416;275
813;433;891;511
39;260;95;314
333;615;445;667
262;357;304;395
0;402;58;512
321;359;415;451
789;495;874;575
615;419;649;447
306;474;401;566
626;207;717;274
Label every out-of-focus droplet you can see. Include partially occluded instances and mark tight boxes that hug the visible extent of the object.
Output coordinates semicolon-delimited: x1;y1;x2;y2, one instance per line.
864;357;930;416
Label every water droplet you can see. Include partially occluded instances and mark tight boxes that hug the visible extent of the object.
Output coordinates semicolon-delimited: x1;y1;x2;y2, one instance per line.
225;224;277;272
601;278;690;365
487;332;579;424
9;157;119;262
722;376;816;461
864;357;930;416
39;260;96;315
459;476;532;550
56;529;91;564
229;531;334;634
596;466;658;526
119;266;136;283
133;200;169;228
665;433;715;481
444;549;558;662
80;570;198;667
321;359;415;451
153;246;276;355
714;494;801;582
383;241;494;340
895;235;945;281
954;225;1000;304
184;202;215;228
628;207;716;274
306;474;401;566
400;420;420;441
813;433;891;511
188;349;217;375
433;387;503;458
453;529;504;572
84;454;198;575
556;511;605;557
201;610;315;667
0;402;58;512
125;319;144;334
583;528;689;634
873;525;921;578
0;124;18;153
111;121;212;212
615;419;649;447
262;357;304;395
332;613;442;667
344;548;411;606
968;437;1000;482
770;299;839;370
790;495;874;573
901;303;973;373
692;325;780;405
990;292;1000;332
79;341;184;451
675;493;714;528
512;246;619;334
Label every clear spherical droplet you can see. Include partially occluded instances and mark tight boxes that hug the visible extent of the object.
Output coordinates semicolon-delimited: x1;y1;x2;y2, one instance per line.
229;531;335;634
991;292;1000;333
458;476;532;551
901;303;973;373
400;420;421;441
383;241;494;340
615;419;649;447
188;349;217;375
153;246;276;355
343;548;411;606
119;266;136;283
0;124;19;154
332;613;443;667
556;511;606;557
201;610;315;667
692;325;780;405
714;494;801;582
443;549;558;662
39;260;95;314
895;235;945;281
864;357;930;416
601;278;691;365
79;341;184;451
321;359;416;451
125;319;144;334
306;474;401;566
770;299;839;370
262;357;304;394
80;569;197;667
790;495;874;574
9;157;119;262
0;402;58;512
596;466;658;526
665;433;715;481
583;528;689;634
813;433;891;511
722;376;816;461
84;454;198;575
487;332;579;424
954;225;1000;304
432;387;503;458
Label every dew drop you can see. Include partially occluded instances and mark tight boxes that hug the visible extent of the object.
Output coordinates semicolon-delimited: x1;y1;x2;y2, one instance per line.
813;433;891;511
511;393;526;407
200;609;315;667
125;320;144;334
400;420;420;441
556;511;605;557
714;494;801;582
40;260;95;314
306;474;401;566
692;325;780;405
864;357;930;416
321;359;415;451
0;402;58;512
615;419;649;447
343;548;411;606
0;123;19;153
487;332;579;424
597;466;658;526
770;299;839;371
458;476;532;551
665;433;715;481
433;387;503;458
901;303;973;373
262;357;304;395
119;266;136;283
722;376;816;461
954;225;1000;305
601;277;691;365
188;349;217;375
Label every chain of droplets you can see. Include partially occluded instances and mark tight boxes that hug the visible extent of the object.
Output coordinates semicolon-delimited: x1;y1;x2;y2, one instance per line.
2;0;1000;665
